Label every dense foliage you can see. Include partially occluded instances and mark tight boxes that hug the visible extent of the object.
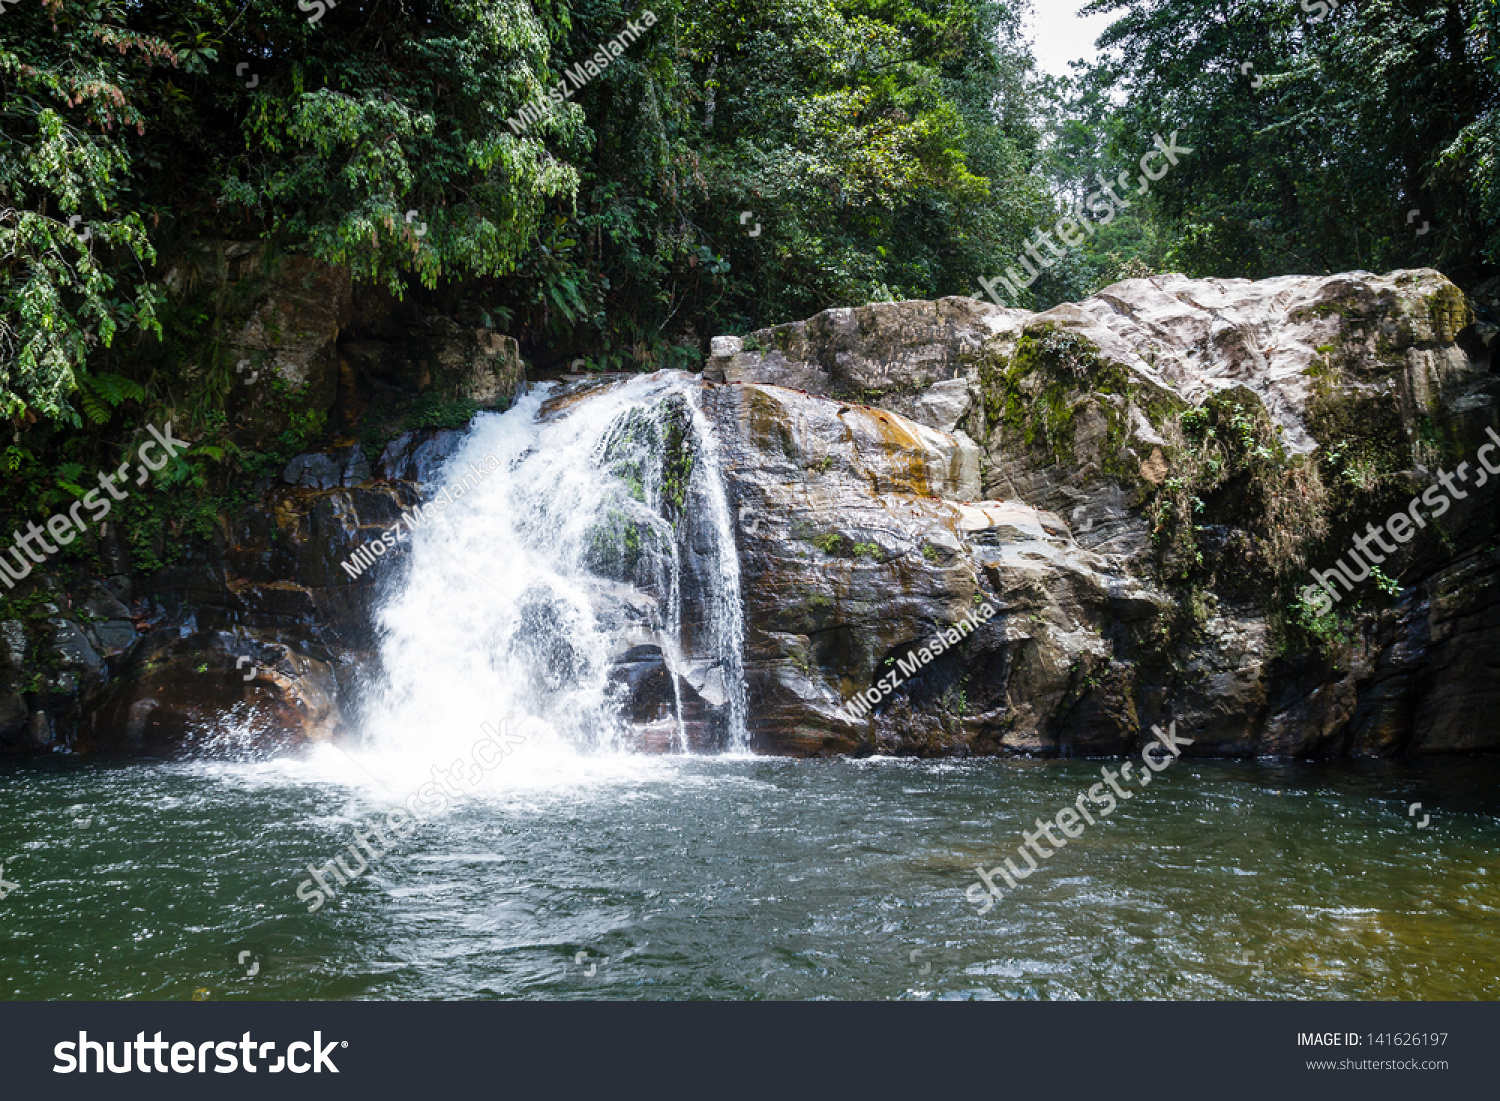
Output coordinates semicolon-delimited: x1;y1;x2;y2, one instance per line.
543;0;1050;361
1;0;578;427
0;0;1048;424
0;0;1496;583
1075;0;1500;285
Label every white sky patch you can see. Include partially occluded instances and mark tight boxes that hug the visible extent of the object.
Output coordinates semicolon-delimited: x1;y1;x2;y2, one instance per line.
1026;0;1119;79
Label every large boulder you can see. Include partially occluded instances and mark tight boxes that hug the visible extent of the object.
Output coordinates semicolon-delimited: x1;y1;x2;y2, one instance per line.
159;242;352;453
76;631;343;756
146;479;421;676
63;466;428;755
376;428;468;484
705;297;999;429
339;319;527;411
706;269;1500;756
702;382;1163;755
220;249;352;413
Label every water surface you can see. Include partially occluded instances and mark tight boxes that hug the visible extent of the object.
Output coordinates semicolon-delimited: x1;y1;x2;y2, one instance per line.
1;753;1495;1000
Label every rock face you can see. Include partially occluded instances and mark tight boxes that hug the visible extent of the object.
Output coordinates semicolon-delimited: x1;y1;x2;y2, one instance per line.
77;630;343;756
158;241;524;455
705;269;1499;756
18;266;1497;760
223;250;352;407
705;297;997;428
0;240;531;756
0;576;148;755
341;321;526;410
704;380;1165;755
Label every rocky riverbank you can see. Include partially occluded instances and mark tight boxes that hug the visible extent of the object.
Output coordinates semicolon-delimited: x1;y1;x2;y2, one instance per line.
4;261;1495;758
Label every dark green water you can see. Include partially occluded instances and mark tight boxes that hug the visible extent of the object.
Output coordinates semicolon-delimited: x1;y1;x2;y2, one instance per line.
1;753;1496;1000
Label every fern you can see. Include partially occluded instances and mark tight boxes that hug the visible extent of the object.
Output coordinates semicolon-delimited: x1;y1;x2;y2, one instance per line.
55;461;88;499
76;373;147;424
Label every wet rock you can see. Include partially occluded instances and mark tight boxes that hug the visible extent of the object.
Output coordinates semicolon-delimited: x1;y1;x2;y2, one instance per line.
50;619;102;678
96;526;134;603
704;297;1000;429
283;445;372;489
340;321;524;407
0;620;25;670
158;243;355;456
78;630;344;757
341;339;397;383
81;586;130;622
223;250;350;406
89;619;139;657
377;429;467;484
0;692;29;747
26;710;53;750
611;644;677;726
342;448;372;486
79;583;137;659
452;330;525;405
132;477;420;730
1309;544;1500;756
911;377;975;434
281;451;341;489
703;268;1498;756
606;644;724;753
702;380;1149;754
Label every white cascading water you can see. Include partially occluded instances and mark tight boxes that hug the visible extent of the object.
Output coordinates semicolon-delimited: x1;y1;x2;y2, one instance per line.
680;384;748;746
347;371;748;787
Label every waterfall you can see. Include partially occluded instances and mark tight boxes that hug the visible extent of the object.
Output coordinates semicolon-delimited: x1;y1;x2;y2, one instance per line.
681;385;749;751
356;371;749;775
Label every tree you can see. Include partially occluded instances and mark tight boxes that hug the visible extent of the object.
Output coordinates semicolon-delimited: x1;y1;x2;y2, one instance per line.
1;0;579;424
505;0;1052;363
1080;0;1500;284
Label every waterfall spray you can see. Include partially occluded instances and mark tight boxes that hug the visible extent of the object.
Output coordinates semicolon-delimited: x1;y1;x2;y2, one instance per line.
357;372;748;769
